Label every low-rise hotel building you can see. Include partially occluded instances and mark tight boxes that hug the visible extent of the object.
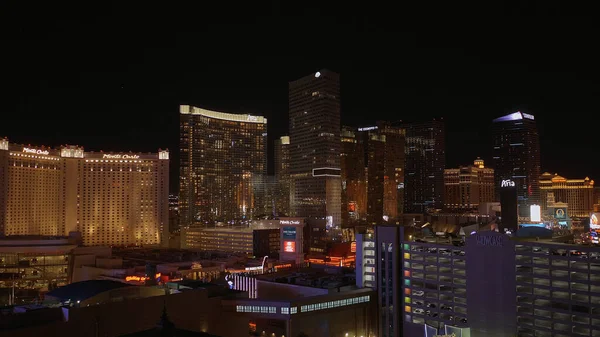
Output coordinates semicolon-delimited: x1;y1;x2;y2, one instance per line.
0;138;169;246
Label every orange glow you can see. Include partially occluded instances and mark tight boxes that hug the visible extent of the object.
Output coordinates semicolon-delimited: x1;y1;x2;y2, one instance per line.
350;241;356;253
404;270;410;277
249;322;257;332
283;241;296;253
404;305;411;313
125;273;161;282
405;288;411;295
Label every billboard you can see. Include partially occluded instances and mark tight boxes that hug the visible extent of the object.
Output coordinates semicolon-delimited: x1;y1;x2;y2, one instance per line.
530;204;541;222
282;226;297;240
554;207;567;219
283;241;296;253
591;213;600;230
348;202;356;213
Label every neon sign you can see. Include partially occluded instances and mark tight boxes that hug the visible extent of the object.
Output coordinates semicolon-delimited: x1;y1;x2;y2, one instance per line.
358;126;378;132
501;179;515;187
23;147;49;155
102;154;140;159
125;276;148;282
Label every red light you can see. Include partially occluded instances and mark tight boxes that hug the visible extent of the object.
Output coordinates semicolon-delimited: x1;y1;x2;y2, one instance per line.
284;241;296;253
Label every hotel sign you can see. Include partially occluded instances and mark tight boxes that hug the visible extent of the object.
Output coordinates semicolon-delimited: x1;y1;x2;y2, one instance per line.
23;147;49;155
280;220;301;225
358;126;378;132
103;154;140;159
501;179;515;187
522;113;535;120
476;235;504;247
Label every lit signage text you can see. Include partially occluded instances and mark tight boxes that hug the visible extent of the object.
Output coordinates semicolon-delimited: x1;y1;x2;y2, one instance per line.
476;235;504;247
23;147;49;155
501;179;515;187
282;226;297;240
522;113;535;120
434;334;456;337
280;220;300;225
247;115;259;122
103;154;140;159
358;126;378;132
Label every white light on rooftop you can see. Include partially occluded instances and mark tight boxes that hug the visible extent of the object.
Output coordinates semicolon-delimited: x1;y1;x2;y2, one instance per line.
315;72;321;78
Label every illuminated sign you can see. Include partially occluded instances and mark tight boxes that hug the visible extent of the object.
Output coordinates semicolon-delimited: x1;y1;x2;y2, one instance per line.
102;154;140;159
476;235;504;247
350;241;356;253
433;334;456;337
282;226;297;239
530;204;541;222
591;213;600;229
23;147;49;155
247;115;259;122
280;220;301;225
555;208;567;219
125;275;149;282
501;179;515;187
522;113;535;120
358;126;378;132
348;202;356;213
283;241;296;253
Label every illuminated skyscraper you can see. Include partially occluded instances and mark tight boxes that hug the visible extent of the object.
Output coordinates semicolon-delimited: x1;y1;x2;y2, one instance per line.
444;158;495;210
403;119;446;213
341;123;405;225
288;70;341;226
0;138;169;246
179;105;267;225
492;111;541;217
274;136;291;216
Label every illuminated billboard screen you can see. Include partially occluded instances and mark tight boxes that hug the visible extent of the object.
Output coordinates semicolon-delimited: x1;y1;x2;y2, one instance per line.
530;204;541;222
283;241;296;253
282;226;296;240
555;207;567;219
348;202;356;213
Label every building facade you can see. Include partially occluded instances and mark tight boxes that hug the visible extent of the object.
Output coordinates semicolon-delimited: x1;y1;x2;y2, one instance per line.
492;111;541;217
539;172;594;218
288;70;341;226
0;138;169;246
181;226;279;256
0;235;77;306
340;123;405;225
179;105;267;225
341;126;367;224
403;119;446;213
274;136;291;217
444;158;495;210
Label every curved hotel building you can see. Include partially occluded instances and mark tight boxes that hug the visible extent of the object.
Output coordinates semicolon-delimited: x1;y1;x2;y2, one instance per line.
179;105;267;225
0;138;169;246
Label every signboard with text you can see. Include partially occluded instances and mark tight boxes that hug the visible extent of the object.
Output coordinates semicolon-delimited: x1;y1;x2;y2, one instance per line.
283;241;296;253
282;227;297;240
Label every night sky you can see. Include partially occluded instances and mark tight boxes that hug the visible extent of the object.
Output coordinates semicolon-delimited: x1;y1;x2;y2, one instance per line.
2;2;598;193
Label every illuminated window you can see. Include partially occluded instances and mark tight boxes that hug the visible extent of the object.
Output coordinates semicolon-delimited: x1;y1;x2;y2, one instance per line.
405;288;411;295
405;279;410;286
404;253;410;259
405;305;411;313
404;270;411;277
405;297;411;304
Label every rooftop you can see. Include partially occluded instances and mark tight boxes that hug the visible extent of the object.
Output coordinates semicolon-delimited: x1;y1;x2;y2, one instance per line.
45;280;134;302
493;111;535;123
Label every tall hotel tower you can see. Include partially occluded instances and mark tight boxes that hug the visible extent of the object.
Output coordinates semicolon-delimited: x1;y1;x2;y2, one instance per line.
288;70;341;226
274;136;291;217
0;138;169;246
492;111;541;216
403;119;446;213
179;105;267;225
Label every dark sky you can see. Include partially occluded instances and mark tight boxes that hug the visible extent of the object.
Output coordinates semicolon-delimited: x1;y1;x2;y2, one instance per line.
1;2;598;193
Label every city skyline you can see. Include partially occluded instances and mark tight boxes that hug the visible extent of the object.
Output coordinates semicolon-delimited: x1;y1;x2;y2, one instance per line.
2;3;599;192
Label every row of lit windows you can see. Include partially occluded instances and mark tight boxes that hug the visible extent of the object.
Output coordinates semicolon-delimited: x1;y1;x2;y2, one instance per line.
300;295;370;312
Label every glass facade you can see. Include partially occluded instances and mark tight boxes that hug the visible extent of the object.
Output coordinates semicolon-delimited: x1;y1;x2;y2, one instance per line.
179;105;267;225
288;70;341;225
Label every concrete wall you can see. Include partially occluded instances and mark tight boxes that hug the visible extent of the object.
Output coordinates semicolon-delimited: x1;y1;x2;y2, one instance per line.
256;280;328;300
466;231;517;337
